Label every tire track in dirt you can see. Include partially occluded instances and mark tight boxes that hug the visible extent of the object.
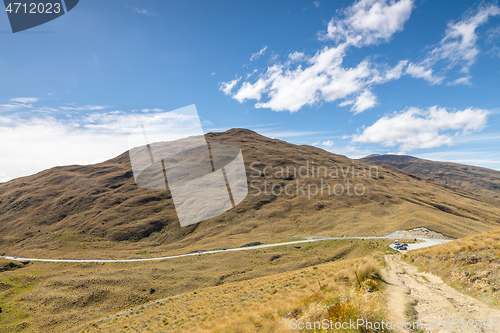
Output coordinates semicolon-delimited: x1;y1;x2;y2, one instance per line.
382;255;500;333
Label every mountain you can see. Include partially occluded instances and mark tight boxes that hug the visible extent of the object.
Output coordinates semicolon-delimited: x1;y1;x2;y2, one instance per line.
1;129;500;259
359;154;500;199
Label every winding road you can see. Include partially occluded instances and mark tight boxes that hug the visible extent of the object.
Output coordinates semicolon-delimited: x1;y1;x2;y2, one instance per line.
1;236;451;263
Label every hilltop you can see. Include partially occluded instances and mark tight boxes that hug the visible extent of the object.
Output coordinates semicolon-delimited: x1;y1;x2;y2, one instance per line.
1;129;500;259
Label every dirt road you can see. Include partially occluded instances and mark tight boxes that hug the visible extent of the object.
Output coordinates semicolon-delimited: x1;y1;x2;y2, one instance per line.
1;237;447;263
382;255;500;333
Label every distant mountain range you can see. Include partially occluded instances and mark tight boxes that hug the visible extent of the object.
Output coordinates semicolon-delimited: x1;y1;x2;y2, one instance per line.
359;154;500;199
1;129;499;258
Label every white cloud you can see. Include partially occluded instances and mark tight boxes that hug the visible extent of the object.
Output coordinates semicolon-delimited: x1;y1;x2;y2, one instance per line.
0;172;11;183
233;65;282;103
312;140;334;147
447;75;472;86
314;1;320;8
250;46;268;61
0;110;201;182
219;77;241;95
221;0;415;113
375;60;408;82
353;106;489;151
322;0;413;47
0;97;39;111
228;45;392;112
404;3;500;86
0;104;27;111
423;3;500;74
10;97;39;104
220;0;497;112
485;26;500;57
339;89;377;113
404;63;444;85
321;140;334;147
132;7;157;16
288;51;306;63
60;105;108;111
246;69;258;79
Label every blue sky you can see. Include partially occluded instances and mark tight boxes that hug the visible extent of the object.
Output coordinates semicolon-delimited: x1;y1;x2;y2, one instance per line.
1;0;500;181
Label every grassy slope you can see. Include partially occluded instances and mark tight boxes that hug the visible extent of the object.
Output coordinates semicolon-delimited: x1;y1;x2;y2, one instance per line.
1;129;500;259
404;230;500;308
78;245;393;333
0;239;392;332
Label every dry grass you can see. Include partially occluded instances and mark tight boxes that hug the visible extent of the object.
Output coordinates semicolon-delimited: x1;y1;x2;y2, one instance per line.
2;129;500;331
0;239;392;332
1;129;500;260
404;229;500;308
78;253;389;332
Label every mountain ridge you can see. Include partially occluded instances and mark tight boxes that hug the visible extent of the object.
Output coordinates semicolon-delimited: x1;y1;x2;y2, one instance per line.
1;129;499;259
359;154;500;199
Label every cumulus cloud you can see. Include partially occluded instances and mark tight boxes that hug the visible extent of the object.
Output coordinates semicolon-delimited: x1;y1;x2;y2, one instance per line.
322;0;413;47
227;45;396;112
221;0;414;113
353;106;489;152
220;0;497;111
339;89;377;114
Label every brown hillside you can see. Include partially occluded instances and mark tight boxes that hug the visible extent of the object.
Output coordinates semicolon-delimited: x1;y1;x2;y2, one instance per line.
359;154;500;199
1;129;500;258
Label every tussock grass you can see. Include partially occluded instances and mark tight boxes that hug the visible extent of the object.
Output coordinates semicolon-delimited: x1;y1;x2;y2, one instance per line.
79;254;390;332
1;239;391;332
